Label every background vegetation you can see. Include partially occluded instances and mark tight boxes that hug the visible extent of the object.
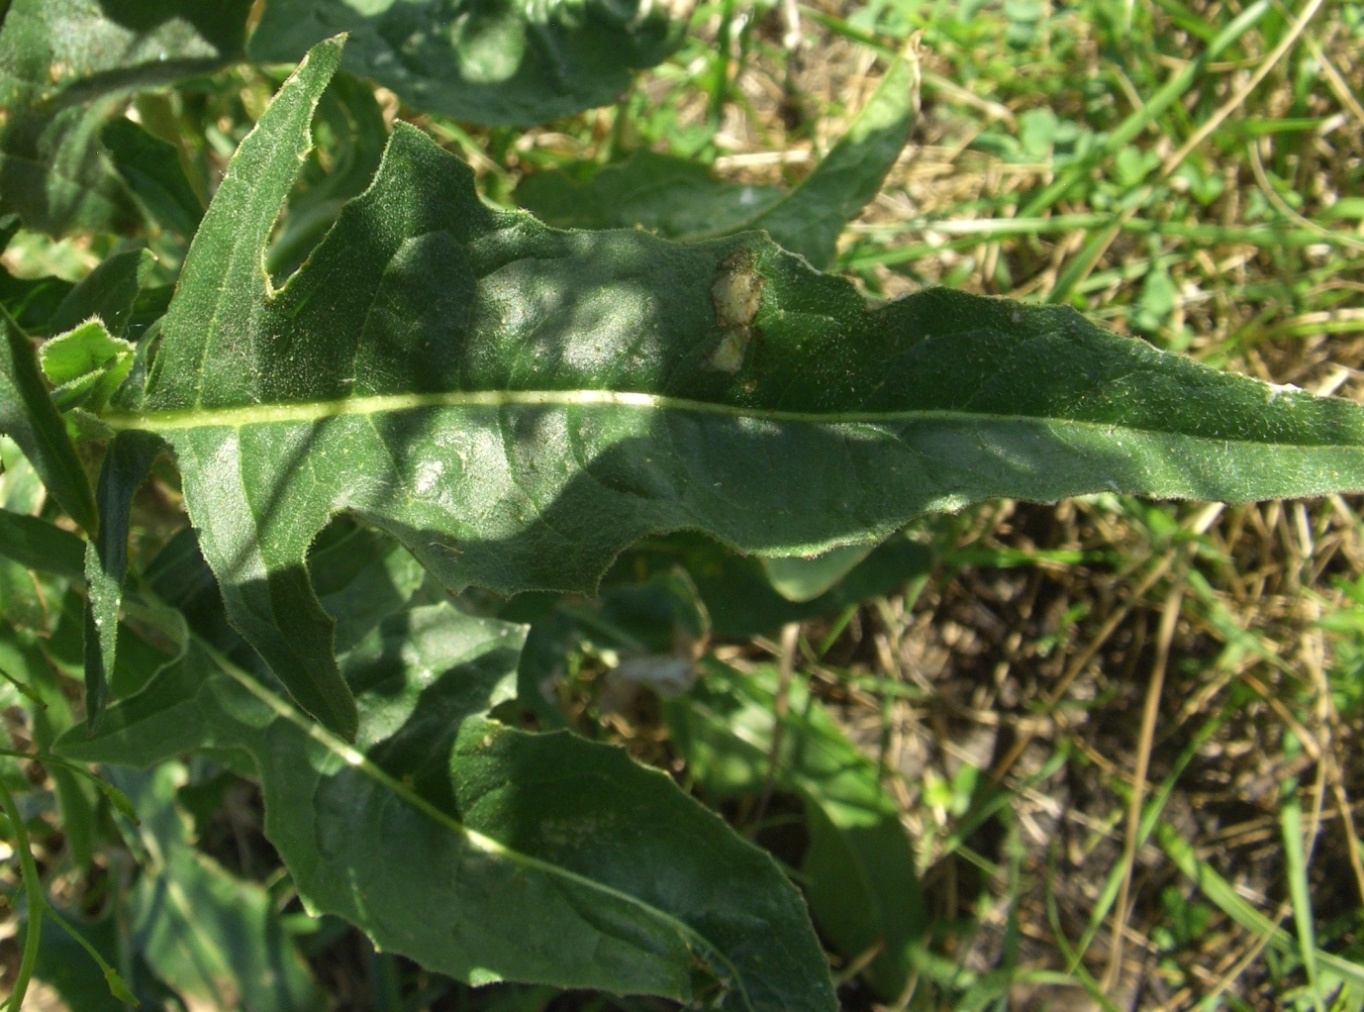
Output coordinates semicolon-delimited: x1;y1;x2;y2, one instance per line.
3;0;1364;1008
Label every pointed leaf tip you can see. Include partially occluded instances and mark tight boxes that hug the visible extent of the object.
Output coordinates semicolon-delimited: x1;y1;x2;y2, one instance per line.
0;309;99;534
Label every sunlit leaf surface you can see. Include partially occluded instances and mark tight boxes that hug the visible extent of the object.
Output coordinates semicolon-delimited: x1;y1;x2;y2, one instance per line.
101;38;1364;744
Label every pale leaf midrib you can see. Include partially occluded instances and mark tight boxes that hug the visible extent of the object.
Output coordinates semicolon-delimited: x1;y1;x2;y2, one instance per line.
101;388;1356;452
198;640;752;1005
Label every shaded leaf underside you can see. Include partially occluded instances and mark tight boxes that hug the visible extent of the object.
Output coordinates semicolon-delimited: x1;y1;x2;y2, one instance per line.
100;37;1364;737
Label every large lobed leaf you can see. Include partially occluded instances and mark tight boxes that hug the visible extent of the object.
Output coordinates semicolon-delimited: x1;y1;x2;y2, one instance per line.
98;36;1364;742
58;600;836;1010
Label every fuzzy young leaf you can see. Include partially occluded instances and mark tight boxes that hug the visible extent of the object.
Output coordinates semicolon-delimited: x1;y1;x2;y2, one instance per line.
97;38;1364;738
40;320;135;412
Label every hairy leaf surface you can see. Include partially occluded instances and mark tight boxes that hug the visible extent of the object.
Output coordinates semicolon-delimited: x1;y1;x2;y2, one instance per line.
59;605;836;1010
101;39;1364;737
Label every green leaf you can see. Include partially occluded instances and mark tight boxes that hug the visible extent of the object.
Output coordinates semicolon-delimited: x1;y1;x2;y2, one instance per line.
732;535;935;636
0;508;85;578
517;42;920;268
0;434;44;512
762;544;878;603
0;307;98;533
0;217;75;331
0;616;98;871
132;35;360;738
307;517;427;652
0;96;140;237
743;40;920;268
47;248;155;339
97;36;1364;744
265;72;388;280
61;606;837;1010
0;0;252;234
516;150;785;237
142;526;244;658
40;320;136;413
100;118;205;237
109;763;324;1011
31;907;133;1012
665;660;928;999
603;532;935;637
247;0;682;127
83;431;160;728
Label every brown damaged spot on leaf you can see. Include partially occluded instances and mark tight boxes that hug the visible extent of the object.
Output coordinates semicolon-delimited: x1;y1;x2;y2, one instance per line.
707;251;765;373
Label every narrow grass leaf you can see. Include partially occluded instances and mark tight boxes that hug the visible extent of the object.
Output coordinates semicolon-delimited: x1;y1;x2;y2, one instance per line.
1155;819;1364;989
1281;795;1326;1010
1017;0;1270;217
